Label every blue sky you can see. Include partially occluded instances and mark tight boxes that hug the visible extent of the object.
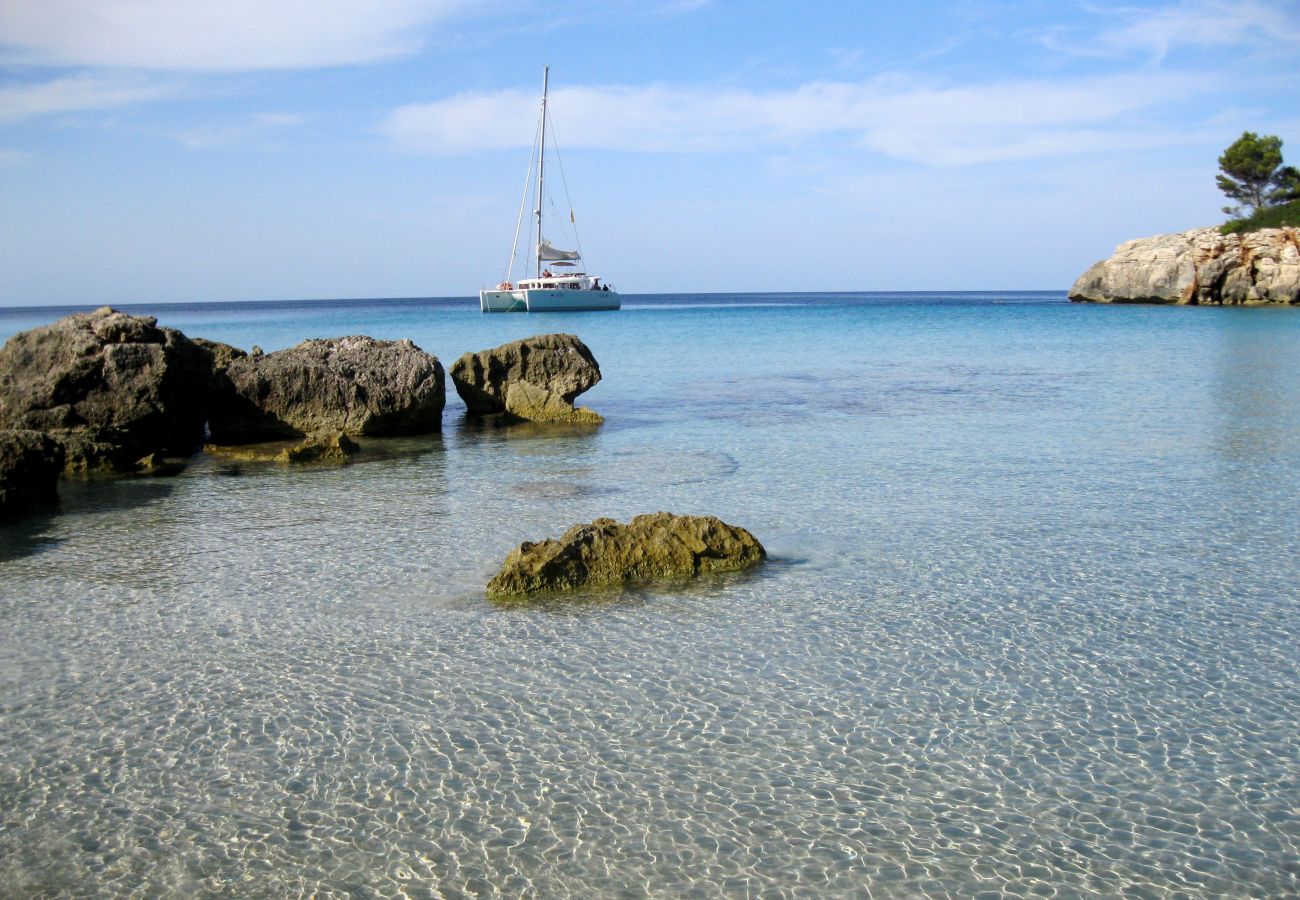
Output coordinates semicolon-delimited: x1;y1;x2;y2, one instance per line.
1;0;1297;305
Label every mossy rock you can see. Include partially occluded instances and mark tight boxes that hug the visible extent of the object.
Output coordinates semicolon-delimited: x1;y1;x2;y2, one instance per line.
487;512;765;598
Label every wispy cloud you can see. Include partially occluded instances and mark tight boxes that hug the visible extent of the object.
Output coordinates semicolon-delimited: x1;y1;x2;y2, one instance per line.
1052;1;1300;62
0;0;472;71
167;111;309;149
0;74;176;123
381;71;1212;165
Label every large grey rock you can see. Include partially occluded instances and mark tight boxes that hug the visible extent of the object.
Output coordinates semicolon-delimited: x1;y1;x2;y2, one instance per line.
1070;227;1300;305
0;429;65;519
206;336;444;443
486;512;766;598
450;333;602;421
0;307;212;471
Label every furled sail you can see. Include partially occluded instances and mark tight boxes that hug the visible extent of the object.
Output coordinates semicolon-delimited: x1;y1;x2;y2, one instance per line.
538;239;580;261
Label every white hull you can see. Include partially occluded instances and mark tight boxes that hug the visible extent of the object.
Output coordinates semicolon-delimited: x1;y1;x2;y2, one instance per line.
479;288;620;312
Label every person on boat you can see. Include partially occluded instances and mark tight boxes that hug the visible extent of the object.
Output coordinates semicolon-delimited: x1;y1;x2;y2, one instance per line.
543;269;553;278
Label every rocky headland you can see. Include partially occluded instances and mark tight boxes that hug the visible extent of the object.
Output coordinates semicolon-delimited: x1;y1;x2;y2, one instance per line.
1069;226;1299;305
486;512;766;598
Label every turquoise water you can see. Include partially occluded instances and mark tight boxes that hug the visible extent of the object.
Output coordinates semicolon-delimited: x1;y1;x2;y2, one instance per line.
1;293;1297;897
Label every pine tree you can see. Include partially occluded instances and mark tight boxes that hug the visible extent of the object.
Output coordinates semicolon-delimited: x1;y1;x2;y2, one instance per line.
1216;131;1293;217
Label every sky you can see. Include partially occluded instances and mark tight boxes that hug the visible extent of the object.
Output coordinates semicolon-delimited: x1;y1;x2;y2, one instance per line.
1;0;1298;305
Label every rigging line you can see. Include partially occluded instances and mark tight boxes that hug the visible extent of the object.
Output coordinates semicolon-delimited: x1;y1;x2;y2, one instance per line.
506;111;543;283
543;106;584;262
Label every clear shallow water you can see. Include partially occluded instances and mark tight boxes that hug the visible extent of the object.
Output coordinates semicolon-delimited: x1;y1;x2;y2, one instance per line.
1;292;1298;897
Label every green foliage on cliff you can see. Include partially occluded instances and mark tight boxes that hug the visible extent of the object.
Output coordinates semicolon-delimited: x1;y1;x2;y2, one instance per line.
1220;199;1300;234
1217;131;1299;221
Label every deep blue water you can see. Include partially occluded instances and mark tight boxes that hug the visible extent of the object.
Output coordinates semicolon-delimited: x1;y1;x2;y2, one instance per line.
1;292;1297;897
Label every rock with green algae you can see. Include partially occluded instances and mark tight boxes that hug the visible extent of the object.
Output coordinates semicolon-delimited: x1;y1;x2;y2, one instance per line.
450;333;603;423
486;512;765;598
204;431;360;464
280;432;360;463
503;381;603;425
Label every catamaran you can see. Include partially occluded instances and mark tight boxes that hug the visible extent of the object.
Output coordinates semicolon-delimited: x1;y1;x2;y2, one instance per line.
479;67;620;312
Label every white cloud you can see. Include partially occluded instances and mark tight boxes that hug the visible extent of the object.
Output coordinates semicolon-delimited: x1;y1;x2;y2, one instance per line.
0;0;470;71
1063;1;1300;61
381;71;1212;165
0;74;175;123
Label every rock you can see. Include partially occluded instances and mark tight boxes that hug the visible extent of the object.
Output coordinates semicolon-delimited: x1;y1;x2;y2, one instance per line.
133;452;187;476
203;431;360;464
206;336;444;443
450;333;602;421
486;512;766;597
0;429;65;519
503;381;604;425
280;431;360;463
191;337;247;372
203;442;286;463
1070;227;1300;305
0;307;213;471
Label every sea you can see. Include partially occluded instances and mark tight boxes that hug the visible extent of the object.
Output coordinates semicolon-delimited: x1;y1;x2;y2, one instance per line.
1;292;1297;898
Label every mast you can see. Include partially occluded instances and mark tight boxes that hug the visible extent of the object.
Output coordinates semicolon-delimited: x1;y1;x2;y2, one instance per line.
535;65;549;280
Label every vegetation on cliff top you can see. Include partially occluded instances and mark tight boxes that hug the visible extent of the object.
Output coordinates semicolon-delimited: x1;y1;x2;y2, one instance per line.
1220;199;1300;235
1217;131;1300;233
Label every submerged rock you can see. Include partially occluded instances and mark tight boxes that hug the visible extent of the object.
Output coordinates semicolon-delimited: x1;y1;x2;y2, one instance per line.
450;333;602;422
280;431;360;463
0;307;212;471
1070;227;1300;305
204;431;361;464
486;512;765;597
206;336;444;443
0;429;65;518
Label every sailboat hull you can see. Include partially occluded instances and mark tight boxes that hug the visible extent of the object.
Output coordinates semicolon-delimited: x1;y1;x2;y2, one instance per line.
479;289;620;312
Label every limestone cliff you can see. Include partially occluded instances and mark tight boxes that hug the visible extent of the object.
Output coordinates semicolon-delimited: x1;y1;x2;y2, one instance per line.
1069;227;1299;306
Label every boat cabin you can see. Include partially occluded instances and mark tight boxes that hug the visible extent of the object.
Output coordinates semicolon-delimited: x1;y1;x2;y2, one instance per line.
513;271;611;292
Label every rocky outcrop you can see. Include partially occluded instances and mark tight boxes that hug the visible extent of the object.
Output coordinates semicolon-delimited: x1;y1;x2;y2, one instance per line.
451;334;603;423
206;336;444;443
1070;227;1300;305
486;512;766;598
0;429;65;518
0;307;213;471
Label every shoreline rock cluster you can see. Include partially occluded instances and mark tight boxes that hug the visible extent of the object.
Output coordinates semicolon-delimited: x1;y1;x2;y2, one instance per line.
0;308;606;517
1;308;764;599
1069;226;1299;306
